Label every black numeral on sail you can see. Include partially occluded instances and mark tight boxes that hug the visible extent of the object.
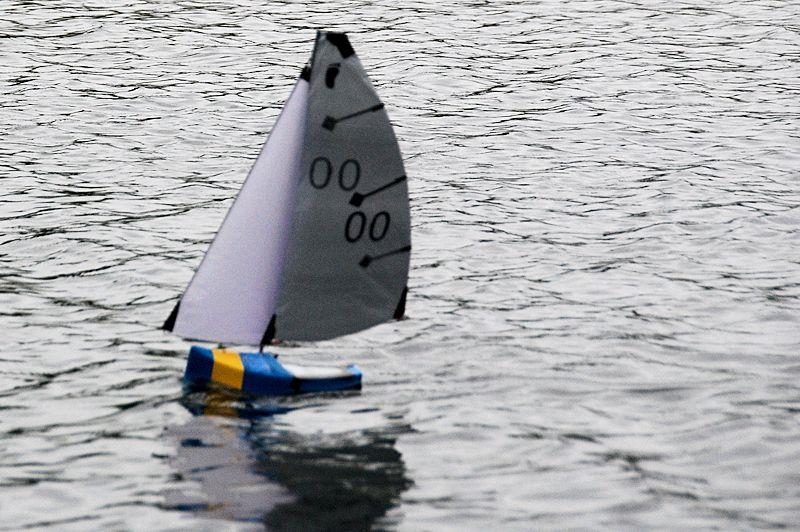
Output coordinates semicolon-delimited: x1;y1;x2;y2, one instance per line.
310;158;360;192
345;211;366;242
369;211;390;241
309;157;332;189
338;159;360;191
346;211;390;242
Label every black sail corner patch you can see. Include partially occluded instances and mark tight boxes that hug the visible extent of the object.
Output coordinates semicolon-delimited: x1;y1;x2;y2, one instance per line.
300;65;311;81
393;287;408;320
260;314;277;348
162;300;181;331
326;32;355;58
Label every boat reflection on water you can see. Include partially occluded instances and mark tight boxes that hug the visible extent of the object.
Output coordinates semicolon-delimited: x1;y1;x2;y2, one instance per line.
164;387;412;530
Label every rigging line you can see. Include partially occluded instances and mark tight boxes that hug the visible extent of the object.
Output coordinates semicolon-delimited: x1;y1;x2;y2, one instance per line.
359;244;411;268
322;102;384;131
350;175;406;207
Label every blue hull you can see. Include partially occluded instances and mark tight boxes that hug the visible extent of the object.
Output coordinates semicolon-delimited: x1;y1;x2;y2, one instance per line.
184;346;362;395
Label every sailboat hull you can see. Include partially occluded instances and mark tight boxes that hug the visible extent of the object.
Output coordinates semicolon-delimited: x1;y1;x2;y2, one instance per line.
184;346;362;395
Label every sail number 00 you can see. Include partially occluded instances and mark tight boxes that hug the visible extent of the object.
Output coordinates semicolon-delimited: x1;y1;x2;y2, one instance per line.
310;157;360;190
346;211;390;242
310;156;391;243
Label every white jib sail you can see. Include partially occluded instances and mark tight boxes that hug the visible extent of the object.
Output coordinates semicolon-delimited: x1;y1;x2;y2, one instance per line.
171;78;309;345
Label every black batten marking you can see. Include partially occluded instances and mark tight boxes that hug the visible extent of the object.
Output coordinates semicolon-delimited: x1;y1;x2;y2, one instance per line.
325;63;340;88
393;287;408;320
350;175;406;207
259;314;276;352
162;300;181;331
322;103;384;131
359;244;411;268
322;116;337;130
326;32;355;58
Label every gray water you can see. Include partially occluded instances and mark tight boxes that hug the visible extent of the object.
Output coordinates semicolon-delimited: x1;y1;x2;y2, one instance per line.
2;0;799;529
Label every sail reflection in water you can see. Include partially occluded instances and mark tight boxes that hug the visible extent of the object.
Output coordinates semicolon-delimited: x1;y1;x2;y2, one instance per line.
164;390;412;529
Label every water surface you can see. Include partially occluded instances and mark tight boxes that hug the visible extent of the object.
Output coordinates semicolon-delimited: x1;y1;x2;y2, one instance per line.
1;0;799;529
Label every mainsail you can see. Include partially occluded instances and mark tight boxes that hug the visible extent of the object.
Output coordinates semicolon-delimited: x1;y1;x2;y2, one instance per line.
164;31;410;346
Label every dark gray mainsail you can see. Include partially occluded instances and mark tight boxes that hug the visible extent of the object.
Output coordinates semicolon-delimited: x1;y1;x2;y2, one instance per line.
274;32;411;341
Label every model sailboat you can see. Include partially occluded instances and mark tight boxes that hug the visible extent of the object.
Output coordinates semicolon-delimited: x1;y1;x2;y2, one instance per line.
162;31;410;394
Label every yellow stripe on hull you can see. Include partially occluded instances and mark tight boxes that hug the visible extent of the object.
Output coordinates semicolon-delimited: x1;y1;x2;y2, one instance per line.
211;349;244;390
